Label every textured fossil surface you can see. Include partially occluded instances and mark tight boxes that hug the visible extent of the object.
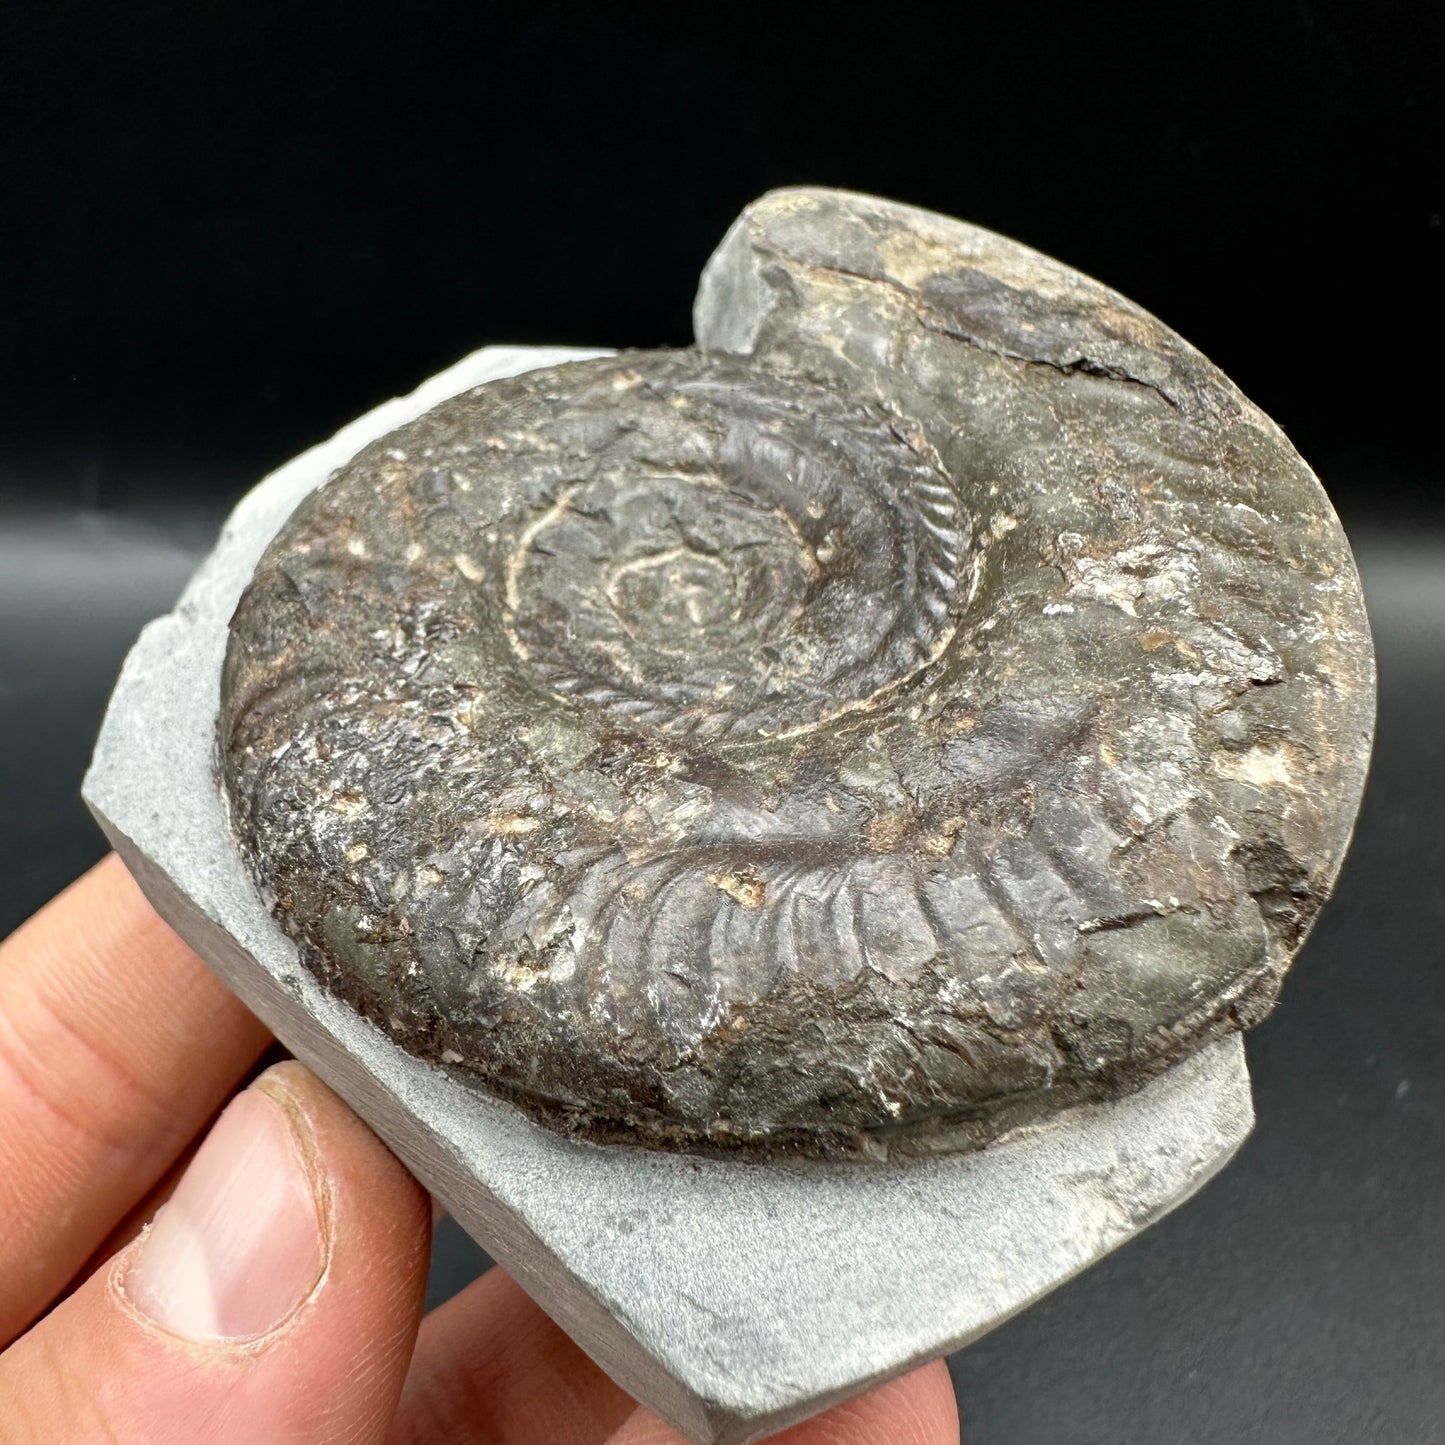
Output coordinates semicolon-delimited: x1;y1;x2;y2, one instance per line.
220;188;1374;1160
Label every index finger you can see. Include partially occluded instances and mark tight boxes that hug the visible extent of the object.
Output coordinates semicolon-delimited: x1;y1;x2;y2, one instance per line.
0;854;271;1344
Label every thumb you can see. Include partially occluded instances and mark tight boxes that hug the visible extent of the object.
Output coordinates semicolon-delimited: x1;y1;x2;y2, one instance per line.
0;1062;431;1445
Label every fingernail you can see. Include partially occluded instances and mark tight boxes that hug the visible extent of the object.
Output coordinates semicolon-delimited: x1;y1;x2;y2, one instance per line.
126;1081;326;1342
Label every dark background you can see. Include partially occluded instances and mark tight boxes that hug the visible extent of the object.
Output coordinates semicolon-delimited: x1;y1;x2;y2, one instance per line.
2;3;1442;1440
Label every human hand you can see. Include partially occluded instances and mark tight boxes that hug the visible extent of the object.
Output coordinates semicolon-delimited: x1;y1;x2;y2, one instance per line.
0;855;961;1443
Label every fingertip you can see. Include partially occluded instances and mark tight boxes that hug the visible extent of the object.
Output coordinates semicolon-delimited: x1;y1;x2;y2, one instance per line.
605;1359;961;1445
257;1059;432;1268
248;1061;434;1370
810;1361;961;1445
2;1063;433;1445
873;1359;962;1445
122;1082;326;1343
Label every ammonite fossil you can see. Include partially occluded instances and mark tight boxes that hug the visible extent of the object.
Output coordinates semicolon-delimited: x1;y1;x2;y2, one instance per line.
220;188;1374;1161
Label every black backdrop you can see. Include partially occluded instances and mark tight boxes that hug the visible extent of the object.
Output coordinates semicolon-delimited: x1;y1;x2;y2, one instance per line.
2;4;1443;1441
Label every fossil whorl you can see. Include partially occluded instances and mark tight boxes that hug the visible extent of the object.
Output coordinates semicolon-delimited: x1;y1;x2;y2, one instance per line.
220;188;1374;1161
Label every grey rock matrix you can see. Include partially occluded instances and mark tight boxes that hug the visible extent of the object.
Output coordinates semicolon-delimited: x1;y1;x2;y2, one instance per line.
220;188;1374;1162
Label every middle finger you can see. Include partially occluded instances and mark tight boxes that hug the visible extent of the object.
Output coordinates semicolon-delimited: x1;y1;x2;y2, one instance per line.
390;1266;633;1445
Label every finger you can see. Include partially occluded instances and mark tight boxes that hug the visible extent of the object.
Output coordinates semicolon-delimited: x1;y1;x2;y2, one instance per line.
65;1137;199;1297
67;1046;294;1291
390;1266;633;1445
389;1262;959;1445
0;853;271;1343
0;1061;431;1445
605;1360;960;1445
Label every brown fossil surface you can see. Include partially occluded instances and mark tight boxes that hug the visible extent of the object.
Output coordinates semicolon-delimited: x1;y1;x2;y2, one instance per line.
219;189;1374;1160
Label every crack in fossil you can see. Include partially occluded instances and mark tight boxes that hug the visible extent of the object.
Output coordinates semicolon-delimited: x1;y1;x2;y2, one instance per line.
800;256;1187;414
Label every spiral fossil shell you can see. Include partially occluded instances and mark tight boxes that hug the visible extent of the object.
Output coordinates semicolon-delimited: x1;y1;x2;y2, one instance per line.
220;188;1374;1160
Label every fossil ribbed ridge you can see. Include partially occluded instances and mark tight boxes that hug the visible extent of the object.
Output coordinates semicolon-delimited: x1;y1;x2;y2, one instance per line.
219;188;1374;1160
